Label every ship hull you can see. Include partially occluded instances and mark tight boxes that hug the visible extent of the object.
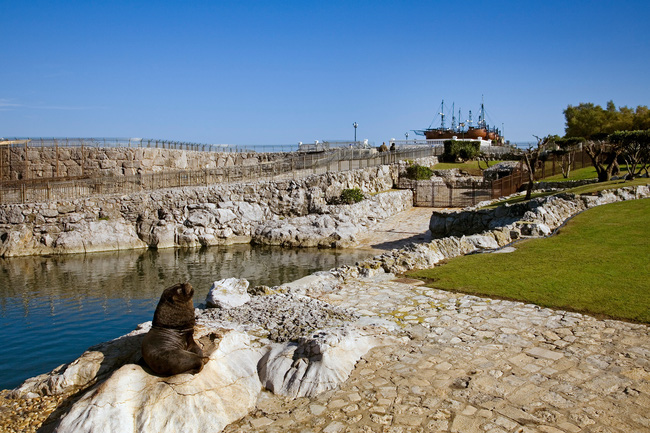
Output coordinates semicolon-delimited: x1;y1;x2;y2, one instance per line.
423;127;488;140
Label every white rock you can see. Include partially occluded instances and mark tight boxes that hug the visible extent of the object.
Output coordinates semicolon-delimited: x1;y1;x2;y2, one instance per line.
206;278;251;309
214;208;237;225
257;327;383;398
54;331;262;433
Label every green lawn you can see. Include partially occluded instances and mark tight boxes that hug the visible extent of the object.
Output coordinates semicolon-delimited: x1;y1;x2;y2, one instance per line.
408;199;650;323
541;165;629;181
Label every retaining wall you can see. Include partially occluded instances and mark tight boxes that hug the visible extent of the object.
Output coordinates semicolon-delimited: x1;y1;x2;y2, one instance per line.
0;161;412;257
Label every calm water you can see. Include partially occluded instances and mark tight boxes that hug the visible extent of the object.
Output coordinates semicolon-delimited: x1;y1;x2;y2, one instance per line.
0;245;375;390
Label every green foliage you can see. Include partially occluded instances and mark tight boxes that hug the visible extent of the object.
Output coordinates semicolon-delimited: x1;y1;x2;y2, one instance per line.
408;199;650;323
442;140;481;162
609;130;650;179
564;101;650;139
405;164;434;180
339;188;365;204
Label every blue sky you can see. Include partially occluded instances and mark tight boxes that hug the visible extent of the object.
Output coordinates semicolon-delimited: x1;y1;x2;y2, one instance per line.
2;0;649;145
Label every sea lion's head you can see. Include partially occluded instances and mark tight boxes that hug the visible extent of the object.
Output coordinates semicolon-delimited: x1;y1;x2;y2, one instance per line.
152;282;196;328
162;282;194;304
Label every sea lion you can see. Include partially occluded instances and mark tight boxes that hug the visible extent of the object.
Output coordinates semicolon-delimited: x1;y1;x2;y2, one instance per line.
141;282;208;376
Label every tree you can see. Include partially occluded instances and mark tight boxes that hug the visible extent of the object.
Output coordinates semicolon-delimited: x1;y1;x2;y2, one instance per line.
523;135;553;200
550;137;584;179
582;138;624;182
609;130;650;180
564;101;648;139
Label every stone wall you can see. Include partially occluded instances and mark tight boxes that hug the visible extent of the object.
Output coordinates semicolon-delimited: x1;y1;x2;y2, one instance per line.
0;162;409;257
3;147;289;179
429;186;650;239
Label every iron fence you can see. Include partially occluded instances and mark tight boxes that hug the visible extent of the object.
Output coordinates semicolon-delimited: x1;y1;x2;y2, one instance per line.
414;179;493;208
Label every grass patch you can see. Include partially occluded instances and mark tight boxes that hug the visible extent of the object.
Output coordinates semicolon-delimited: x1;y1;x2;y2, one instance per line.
541;165;629;182
432;161;505;176
408;199;650;323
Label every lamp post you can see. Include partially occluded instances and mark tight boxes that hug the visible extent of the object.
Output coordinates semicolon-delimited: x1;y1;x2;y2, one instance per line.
405;132;409;142
353;122;358;145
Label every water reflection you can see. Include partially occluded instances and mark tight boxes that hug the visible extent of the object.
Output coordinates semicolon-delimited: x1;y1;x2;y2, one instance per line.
0;245;375;390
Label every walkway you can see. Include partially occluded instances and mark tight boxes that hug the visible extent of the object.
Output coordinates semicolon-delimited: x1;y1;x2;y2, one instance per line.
354;207;440;252
224;273;650;433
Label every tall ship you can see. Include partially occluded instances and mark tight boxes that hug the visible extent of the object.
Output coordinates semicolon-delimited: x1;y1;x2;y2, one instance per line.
414;98;501;141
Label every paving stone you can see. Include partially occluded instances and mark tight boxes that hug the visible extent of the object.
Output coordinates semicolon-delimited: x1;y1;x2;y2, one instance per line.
217;274;650;433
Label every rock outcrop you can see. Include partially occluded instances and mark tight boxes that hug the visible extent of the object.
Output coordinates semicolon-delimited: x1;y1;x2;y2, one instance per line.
14;283;392;433
205;278;251;309
54;330;262;433
258;327;385;398
252;190;413;248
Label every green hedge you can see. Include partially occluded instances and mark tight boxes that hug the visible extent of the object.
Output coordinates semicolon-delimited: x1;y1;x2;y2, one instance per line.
405;164;433;180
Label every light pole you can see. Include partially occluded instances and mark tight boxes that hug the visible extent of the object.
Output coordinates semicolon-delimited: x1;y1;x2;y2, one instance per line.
405;132;409;142
353;122;358;144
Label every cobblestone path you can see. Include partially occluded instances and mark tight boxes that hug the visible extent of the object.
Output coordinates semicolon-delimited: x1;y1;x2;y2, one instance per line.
224;273;650;433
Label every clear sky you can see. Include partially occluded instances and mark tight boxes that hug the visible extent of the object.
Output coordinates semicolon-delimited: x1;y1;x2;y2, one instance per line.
2;0;649;146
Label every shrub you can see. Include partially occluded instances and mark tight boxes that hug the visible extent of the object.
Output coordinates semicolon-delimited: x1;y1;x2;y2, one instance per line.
339;188;365;204
442;140;481;162
405;164;433;180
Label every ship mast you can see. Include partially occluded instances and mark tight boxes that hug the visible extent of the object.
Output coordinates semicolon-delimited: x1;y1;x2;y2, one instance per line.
439;100;446;130
451;102;456;131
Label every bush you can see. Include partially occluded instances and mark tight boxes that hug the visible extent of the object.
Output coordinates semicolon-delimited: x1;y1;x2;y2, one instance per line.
339;188;365;204
442;140;481;162
405;164;433;180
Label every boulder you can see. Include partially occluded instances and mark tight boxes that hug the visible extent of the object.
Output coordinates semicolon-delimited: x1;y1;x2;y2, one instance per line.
206;278;251;309
54;331;262;433
258;327;385;398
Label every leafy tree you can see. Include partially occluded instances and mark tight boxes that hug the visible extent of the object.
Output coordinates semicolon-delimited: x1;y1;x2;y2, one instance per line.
442;140;481;162
609;130;650;180
582;138;624;182
564;100;647;139
549;136;584;179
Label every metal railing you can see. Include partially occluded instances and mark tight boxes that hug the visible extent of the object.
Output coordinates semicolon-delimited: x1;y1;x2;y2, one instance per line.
0;146;440;204
0;137;302;153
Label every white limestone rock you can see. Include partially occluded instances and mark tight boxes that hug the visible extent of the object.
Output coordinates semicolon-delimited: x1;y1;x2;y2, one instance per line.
206;278;251;309
54;330;262;433
54;220;147;254
463;234;500;250
257;326;384;398
10;325;149;398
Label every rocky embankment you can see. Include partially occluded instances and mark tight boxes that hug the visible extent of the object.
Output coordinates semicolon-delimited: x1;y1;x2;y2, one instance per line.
2;185;648;432
0;160;436;256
